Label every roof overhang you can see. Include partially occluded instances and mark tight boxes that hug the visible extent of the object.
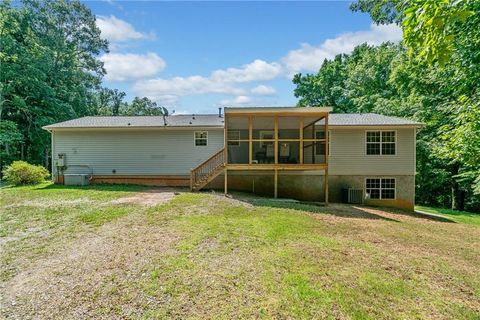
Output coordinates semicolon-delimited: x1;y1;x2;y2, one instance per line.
224;106;332;115
42;125;224;131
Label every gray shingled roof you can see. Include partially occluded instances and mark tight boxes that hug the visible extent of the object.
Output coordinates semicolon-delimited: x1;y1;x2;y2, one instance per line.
43;115;225;129
43;112;422;129
328;113;423;126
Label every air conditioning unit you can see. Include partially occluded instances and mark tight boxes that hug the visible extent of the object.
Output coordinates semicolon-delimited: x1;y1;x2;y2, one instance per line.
64;174;90;186
341;188;364;204
348;188;364;204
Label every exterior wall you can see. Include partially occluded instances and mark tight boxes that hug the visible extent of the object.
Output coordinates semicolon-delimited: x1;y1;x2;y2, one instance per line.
207;172;415;210
52;128;224;177
329;127;416;176
50;124;417;210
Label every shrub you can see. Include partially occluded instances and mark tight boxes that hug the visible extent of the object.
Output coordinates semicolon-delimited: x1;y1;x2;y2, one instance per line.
2;161;50;185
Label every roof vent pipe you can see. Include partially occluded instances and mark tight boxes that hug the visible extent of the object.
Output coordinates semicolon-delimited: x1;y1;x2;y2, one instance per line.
218;107;222;118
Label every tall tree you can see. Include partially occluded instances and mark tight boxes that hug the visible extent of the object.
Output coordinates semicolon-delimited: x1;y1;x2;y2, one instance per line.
0;0;108;167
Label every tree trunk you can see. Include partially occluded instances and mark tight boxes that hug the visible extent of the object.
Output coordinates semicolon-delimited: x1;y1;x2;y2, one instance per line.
451;163;465;211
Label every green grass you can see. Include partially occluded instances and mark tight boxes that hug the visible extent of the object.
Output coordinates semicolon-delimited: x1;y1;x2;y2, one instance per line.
1;184;479;319
416;205;480;225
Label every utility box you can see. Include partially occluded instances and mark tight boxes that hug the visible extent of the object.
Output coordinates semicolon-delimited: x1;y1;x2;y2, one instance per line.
55;153;66;167
64;174;90;186
341;188;364;204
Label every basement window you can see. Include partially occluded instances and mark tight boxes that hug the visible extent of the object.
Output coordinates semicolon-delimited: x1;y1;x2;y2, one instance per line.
366;131;396;155
194;131;208;146
366;178;396;200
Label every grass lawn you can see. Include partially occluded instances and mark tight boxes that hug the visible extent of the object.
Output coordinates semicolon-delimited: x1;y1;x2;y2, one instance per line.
416;205;480;225
1;183;479;319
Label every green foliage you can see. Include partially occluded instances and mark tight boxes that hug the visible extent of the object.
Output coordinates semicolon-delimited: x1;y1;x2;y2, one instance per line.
0;0;108;166
402;0;475;66
2;160;49;185
120;97;165;116
0;120;23;166
349;0;404;24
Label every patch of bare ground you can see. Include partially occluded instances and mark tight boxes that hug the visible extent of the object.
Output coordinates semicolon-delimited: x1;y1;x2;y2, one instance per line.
110;188;178;206
1;214;179;319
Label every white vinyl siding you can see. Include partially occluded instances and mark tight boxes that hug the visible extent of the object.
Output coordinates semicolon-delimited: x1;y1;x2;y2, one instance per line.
329;127;415;175
53;129;223;176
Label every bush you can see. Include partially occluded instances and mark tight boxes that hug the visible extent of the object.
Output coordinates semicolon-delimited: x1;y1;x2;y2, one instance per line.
2;161;50;185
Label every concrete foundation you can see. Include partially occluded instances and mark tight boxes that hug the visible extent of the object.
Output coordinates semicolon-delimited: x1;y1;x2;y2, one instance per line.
72;172;414;210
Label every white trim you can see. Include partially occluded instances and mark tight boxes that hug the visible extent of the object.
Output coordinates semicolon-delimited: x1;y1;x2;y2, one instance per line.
364;177;396;200
194;131;208;147
365;130;397;156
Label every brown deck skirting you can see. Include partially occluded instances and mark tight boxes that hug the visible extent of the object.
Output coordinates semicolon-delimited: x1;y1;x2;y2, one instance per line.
91;175;190;187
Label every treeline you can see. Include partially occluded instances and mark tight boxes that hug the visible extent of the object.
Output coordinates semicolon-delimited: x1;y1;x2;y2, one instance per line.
0;0;163;170
293;0;480;211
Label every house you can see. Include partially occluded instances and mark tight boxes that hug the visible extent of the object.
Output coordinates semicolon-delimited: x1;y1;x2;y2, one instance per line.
43;107;423;210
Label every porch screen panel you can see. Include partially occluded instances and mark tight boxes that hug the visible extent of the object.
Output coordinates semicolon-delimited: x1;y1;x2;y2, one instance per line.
252;117;274;164
302;116;327;164
226;116;249;164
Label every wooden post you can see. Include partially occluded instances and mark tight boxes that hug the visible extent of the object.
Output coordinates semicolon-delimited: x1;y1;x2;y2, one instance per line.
324;167;329;206
325;113;329;206
274;116;278;165
224;168;228;195
274;169;278;198
248;115;253;164
224;113;228;165
325;113;329;166
299;118;303;164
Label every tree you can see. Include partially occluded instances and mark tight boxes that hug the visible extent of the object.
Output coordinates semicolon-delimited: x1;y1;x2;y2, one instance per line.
121;97;164;116
0;0;108;167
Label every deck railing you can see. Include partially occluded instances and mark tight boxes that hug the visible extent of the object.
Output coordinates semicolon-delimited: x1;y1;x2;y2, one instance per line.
190;148;225;191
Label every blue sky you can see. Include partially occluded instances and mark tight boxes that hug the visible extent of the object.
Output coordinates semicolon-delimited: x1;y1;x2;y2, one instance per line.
85;1;402;114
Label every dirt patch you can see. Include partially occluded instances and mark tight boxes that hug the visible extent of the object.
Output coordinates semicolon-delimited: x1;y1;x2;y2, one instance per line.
1;214;179;319
110;189;176;206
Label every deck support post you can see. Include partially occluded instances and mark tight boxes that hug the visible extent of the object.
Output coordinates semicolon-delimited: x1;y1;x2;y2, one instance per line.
224;168;228;195
274;169;278;198
324;168;329;206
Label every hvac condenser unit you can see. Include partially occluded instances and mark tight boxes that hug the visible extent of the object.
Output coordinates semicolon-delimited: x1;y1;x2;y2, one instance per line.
341;188;364;204
64;174;90;186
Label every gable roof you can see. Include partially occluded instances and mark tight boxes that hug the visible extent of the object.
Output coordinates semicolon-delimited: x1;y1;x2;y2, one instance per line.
43;112;423;130
43;114;225;129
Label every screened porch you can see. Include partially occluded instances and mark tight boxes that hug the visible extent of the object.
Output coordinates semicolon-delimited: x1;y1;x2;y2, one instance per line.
224;107;331;169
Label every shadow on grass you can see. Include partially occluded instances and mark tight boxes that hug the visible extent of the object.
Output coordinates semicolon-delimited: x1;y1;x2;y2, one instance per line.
230;192;399;222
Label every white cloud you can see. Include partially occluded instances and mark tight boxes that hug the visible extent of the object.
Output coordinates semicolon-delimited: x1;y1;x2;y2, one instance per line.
251;85;276;95
220;95;252;107
282;24;402;76
133;59;279;101
130;24;401;106
97;15;154;43
101;52;166;82
211;60;282;83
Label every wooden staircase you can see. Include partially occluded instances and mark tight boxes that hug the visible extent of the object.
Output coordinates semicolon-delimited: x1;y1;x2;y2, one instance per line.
190;148;225;191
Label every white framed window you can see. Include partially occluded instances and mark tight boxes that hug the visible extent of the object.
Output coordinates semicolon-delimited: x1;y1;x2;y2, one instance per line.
366;131;396;155
227;130;240;146
365;178;396;200
194;131;208;146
